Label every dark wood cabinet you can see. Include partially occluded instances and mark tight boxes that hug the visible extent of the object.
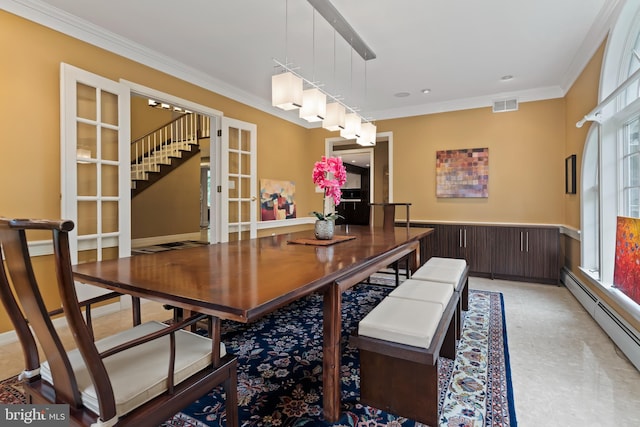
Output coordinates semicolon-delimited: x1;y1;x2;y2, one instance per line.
491;226;559;284
423;223;559;284
423;224;492;276
336;200;369;225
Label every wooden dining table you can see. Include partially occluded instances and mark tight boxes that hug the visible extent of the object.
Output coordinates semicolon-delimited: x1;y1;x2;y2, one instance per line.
72;224;433;422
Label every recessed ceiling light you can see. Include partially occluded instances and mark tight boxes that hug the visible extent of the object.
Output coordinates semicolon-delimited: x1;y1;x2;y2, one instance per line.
500;75;514;81
421;88;431;94
394;92;410;98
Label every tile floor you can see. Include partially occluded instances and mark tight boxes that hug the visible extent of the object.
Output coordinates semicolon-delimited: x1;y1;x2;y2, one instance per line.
1;277;639;426
471;277;640;427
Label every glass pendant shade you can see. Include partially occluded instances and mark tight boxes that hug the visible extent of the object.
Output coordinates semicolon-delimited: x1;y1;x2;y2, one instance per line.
357;122;377;146
340;113;362;139
299;88;327;122
322;103;346;131
272;72;303;110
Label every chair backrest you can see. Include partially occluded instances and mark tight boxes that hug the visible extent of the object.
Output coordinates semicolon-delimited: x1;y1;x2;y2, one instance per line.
0;218;115;415
369;203;412;231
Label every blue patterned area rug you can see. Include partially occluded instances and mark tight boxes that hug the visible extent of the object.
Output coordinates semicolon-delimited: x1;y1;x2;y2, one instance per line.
165;284;517;427
0;282;516;427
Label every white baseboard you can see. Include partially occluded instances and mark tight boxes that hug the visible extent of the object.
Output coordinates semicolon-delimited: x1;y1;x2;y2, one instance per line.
131;232;203;248
562;268;640;371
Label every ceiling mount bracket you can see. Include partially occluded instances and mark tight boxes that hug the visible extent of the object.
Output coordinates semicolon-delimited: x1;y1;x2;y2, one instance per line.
307;0;376;61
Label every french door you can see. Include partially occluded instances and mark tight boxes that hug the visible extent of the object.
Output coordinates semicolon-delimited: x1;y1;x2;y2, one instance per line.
61;64;258;276
220;117;257;241
60;63;131;300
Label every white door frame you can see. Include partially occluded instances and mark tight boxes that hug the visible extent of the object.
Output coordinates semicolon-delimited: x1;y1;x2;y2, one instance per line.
220;117;258;241
325;131;394;203
120;80;225;243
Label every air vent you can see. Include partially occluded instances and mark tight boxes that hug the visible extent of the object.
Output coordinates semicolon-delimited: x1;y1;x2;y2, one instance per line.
492;98;518;113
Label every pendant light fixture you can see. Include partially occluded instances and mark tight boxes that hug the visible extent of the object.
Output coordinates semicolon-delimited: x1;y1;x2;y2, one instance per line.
340;44;361;139
272;0;376;141
272;72;303;110
357;122;376;146
272;0;303;111
299;88;327;121
323;102;346;131
299;10;327;122
322;30;345;131
357;54;376;145
341;113;361;139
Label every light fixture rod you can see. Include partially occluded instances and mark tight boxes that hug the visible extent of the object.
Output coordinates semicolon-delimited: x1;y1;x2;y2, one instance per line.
307;0;376;61
274;58;373;123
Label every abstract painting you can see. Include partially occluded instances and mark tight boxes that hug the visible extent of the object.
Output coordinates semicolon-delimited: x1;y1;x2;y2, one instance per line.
260;179;297;221
436;148;489;198
614;216;640;305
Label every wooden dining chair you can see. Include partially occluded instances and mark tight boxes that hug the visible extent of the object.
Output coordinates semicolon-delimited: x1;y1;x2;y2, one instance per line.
368;203;413;286
0;217;238;427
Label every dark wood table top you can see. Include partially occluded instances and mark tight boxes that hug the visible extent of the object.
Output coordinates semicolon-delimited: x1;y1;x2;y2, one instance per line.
73;225;432;322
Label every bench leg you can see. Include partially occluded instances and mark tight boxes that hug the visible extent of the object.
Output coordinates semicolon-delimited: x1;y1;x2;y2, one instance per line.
462;276;469;311
359;350;440;427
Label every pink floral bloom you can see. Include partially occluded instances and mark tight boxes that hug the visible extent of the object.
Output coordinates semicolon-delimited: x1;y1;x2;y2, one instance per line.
311;156;347;220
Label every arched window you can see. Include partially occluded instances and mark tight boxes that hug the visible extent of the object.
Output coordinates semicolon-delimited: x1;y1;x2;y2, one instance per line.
581;0;640;314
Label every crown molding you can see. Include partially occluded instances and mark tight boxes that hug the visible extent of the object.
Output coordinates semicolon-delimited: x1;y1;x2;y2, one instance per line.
1;0;314;128
368;86;564;120
1;0;599;126
560;0;623;94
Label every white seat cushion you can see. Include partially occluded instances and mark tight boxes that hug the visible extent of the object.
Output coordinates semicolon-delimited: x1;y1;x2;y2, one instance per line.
425;257;467;275
358;297;443;349
412;264;462;285
389;279;453;311
41;321;224;418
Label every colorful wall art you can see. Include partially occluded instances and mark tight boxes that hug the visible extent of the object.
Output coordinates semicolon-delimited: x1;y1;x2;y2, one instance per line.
436;148;489;198
614;216;640;305
260;179;297;221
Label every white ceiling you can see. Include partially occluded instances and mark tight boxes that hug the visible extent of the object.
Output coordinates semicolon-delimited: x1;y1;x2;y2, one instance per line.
4;0;621;125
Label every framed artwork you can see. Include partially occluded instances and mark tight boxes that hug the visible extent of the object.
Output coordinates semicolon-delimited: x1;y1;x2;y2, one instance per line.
565;154;576;194
436;148;489;198
260;179;297;221
613;216;640;305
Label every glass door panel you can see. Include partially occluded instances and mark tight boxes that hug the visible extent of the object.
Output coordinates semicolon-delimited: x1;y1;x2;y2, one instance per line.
221;117;257;241
61;64;130;300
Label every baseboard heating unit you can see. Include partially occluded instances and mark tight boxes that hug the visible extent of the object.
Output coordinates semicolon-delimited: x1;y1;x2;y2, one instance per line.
562;268;640;371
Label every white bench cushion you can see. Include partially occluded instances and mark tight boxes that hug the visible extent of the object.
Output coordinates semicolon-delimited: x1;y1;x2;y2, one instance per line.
41;321;224;418
358;297;443;349
389;279;453;311
412;264;463;285
425;257;467;275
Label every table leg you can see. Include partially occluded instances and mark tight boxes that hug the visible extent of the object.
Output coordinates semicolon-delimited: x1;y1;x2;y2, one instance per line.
322;284;342;422
210;316;222;367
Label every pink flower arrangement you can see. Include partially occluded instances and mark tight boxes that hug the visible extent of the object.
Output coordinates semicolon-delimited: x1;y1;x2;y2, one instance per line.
311;156;347;220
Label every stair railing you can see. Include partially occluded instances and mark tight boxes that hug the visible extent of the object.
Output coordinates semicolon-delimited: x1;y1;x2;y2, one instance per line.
131;113;210;184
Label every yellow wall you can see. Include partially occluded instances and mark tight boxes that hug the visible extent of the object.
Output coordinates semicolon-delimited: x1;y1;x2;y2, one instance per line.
131;155;201;239
377;100;566;224
564;43;606;230
0;10;322;332
0;10;619;333
562;41;605;278
131;95;174;140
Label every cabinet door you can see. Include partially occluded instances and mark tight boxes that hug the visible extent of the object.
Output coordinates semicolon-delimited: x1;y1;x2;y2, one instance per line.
464;226;492;275
430;224;465;259
524;227;559;283
491;227;526;277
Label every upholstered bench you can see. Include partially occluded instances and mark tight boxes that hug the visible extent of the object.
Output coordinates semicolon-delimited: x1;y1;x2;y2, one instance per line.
350;284;459;426
389;279;461;340
412;257;469;308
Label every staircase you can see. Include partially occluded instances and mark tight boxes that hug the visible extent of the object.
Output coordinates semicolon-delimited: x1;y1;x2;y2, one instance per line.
131;113;209;197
